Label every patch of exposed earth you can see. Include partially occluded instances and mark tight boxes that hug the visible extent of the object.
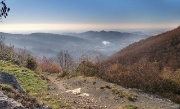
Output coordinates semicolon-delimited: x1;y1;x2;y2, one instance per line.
47;75;180;109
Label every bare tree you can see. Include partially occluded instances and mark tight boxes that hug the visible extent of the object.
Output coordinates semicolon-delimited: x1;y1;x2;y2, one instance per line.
57;50;74;71
0;35;5;50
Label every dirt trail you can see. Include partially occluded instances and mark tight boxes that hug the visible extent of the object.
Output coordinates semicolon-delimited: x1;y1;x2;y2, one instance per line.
47;75;180;109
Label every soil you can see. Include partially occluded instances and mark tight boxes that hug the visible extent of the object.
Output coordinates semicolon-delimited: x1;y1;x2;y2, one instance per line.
47;74;180;109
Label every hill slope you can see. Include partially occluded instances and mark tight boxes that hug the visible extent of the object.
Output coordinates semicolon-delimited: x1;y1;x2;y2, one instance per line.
0;61;67;108
102;26;180;103
106;26;180;69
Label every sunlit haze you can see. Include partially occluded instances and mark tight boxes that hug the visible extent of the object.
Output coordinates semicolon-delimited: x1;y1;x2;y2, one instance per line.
1;0;180;33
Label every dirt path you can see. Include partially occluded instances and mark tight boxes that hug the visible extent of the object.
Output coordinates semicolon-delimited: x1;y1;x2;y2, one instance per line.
47;75;180;109
47;75;105;109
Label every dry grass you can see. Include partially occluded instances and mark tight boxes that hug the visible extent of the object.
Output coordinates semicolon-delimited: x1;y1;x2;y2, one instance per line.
119;104;138;109
100;27;180;103
111;88;137;102
74;27;180;104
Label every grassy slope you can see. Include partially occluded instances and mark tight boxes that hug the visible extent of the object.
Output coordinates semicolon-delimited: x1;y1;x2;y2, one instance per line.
0;60;68;109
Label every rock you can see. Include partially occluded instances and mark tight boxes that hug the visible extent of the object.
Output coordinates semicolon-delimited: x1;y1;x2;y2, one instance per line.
66;88;81;94
73;101;77;104
78;93;90;97
0;91;24;108
0;72;24;93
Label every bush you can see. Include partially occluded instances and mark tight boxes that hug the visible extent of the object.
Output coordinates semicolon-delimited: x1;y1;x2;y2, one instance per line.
57;70;70;78
76;60;104;77
0;38;32;66
39;56;62;74
25;55;38;71
0;45;14;61
112;88;137;101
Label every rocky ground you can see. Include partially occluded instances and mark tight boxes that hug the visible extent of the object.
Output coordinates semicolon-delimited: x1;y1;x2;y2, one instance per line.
0;91;24;109
48;75;180;109
0;71;180;109
0;72;51;109
0;72;24;92
0;72;24;109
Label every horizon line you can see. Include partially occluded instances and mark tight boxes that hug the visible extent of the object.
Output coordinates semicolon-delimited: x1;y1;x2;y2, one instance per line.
0;23;178;33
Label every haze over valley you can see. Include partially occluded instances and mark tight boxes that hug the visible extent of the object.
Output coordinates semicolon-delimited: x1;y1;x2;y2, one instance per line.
2;30;149;60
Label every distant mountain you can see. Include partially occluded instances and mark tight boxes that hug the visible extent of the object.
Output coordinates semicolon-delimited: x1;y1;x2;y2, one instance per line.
80;30;132;40
1;31;149;60
65;30;149;57
66;30;148;42
2;32;90;58
2;32;88;44
28;33;87;43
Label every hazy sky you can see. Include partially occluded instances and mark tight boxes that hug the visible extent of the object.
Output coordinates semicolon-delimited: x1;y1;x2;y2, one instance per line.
1;0;180;32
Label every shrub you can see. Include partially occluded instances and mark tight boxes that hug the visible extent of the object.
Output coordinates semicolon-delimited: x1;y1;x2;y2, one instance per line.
25;55;38;71
0;38;32;66
76;59;104;77
112;88;137;101
58;71;68;78
39;56;62;74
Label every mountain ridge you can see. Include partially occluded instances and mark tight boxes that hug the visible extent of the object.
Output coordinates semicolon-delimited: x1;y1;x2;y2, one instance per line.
1;30;148;59
65;30;148;42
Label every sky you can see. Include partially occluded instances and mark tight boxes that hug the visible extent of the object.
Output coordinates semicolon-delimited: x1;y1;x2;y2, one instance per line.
0;0;180;33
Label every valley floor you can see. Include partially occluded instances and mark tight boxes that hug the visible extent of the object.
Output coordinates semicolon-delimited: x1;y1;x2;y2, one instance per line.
47;74;180;109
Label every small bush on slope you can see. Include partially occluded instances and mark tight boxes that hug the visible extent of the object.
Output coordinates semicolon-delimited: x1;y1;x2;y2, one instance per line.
38;56;62;74
25;55;38;71
76;59;104;77
111;88;137;102
0;61;68;109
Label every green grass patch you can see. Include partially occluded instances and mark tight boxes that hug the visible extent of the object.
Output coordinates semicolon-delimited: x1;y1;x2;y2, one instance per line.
112;88;137;101
0;84;16;93
0;61;68;109
119;104;138;109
